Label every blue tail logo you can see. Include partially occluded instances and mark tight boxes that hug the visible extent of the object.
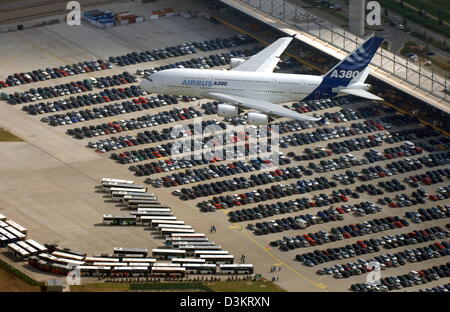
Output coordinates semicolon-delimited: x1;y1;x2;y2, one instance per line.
304;36;384;101
324;36;384;82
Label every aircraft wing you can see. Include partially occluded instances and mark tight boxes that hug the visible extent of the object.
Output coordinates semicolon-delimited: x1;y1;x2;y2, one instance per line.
207;92;321;122
231;37;293;73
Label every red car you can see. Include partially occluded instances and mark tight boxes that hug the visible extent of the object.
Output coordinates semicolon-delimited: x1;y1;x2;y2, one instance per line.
357;240;367;248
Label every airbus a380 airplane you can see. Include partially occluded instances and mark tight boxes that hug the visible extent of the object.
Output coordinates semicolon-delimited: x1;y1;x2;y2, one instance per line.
139;36;384;125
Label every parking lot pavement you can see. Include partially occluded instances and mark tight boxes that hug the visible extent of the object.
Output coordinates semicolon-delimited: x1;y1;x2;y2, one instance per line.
0;18;237;82
0;1;449;291
0;142;163;254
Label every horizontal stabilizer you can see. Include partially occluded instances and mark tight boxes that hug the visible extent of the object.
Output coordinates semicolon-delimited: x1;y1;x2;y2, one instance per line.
338;88;383;101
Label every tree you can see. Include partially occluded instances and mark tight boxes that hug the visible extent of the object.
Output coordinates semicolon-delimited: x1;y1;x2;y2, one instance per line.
438;11;443;24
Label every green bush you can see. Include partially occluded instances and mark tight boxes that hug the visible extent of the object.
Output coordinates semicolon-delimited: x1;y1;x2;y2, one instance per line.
403;0;450;25
0;258;43;287
380;0;450;38
411;32;450;52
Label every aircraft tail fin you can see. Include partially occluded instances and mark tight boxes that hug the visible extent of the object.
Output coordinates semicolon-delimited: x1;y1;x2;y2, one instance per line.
304;37;383;101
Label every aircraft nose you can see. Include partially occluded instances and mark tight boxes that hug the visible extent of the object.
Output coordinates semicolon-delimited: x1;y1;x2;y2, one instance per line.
139;79;151;92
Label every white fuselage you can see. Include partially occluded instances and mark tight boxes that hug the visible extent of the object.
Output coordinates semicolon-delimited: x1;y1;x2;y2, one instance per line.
140;68;324;103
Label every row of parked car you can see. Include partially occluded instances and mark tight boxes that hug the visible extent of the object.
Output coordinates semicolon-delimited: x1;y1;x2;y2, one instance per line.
249;207;348;235
23;91;177;116
355;183;386;196
318;241;450;279
64;96;193;138
356;159;419;182
179;174;333;201
109;34;256;66
321;107;362;124
126;127;433;179
428;185;450;201
289;147;332;161
417;151;450;168
226;190;361;222
357;155;448;186
282;126;387;151
290;97;358;115
271;216;410;251
128;152;264;175
84;108;205;152
3;72;136;104
387;125;442;143
228;198;318;223
378;178;407;192
404;169;450;188
418;283;450;292
111;146;170;164
380;191;428;207
0;60;112;89
350;263;450;292
306;154;357;173
67;104;200;140
162;162;307;188
26;85;145;118
42;96;176;127
382;144;424;159
405;206;450;223
194;35;257;51
140;49;253;74
114;132;275;163
250;202;383;235
72;106;201;140
303;146;422;177
111;127;271;165
195;176;339;209
296;226;449;267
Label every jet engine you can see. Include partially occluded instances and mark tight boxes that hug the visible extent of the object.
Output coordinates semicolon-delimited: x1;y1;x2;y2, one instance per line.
217;104;239;117
229;58;246;69
247;112;269;125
